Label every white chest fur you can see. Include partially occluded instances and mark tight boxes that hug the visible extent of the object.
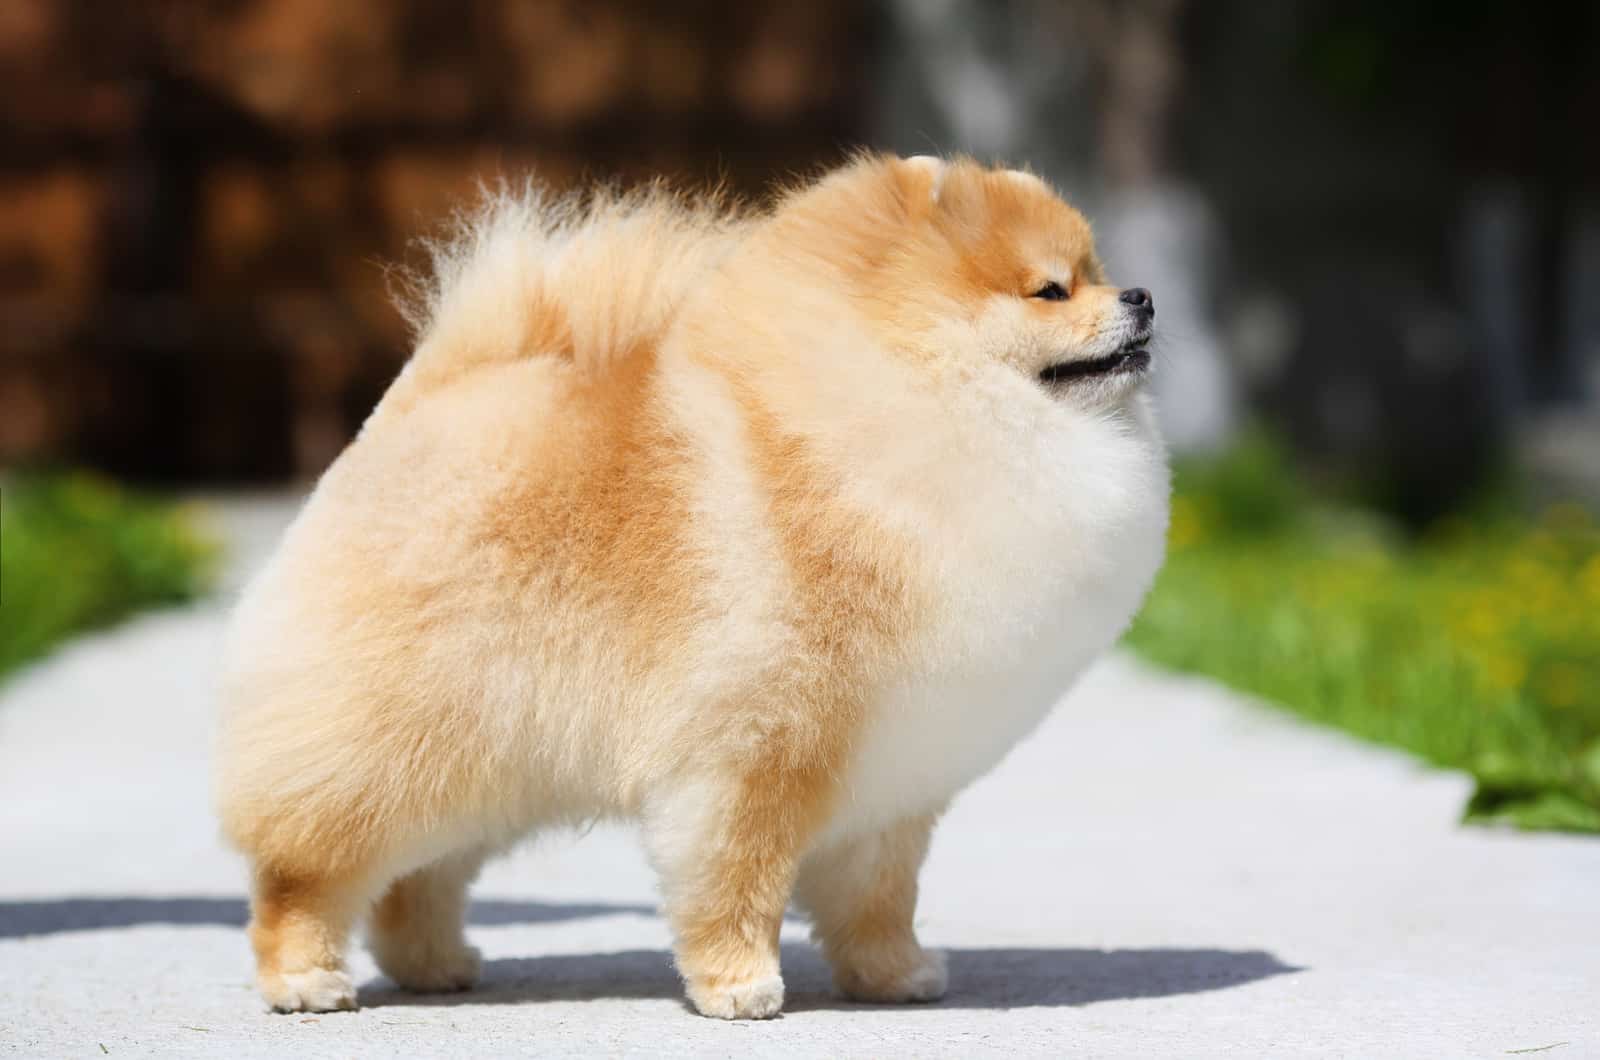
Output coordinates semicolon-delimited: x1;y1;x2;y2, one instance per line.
823;393;1169;842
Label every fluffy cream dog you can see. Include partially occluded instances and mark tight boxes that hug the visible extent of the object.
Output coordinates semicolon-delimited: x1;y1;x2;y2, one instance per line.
216;154;1169;1020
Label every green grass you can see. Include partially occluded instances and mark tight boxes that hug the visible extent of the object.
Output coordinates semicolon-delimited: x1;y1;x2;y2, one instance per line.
1;473;218;682
1126;435;1600;833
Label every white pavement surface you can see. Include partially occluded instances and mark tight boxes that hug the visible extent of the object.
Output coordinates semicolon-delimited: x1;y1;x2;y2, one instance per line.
1;496;1596;1059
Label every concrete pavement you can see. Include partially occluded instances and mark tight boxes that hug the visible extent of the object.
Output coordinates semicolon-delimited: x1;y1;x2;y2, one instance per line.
1;496;1595;1058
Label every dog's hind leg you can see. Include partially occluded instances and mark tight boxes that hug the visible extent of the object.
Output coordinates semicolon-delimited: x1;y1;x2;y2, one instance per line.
368;847;487;993
795;813;947;1003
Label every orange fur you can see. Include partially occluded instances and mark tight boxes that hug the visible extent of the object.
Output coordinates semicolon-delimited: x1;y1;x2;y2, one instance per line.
216;154;1170;1019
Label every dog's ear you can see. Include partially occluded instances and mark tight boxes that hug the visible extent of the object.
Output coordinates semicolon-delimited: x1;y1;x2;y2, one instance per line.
888;155;988;233
900;155;946;205
884;155;946;222
925;160;990;236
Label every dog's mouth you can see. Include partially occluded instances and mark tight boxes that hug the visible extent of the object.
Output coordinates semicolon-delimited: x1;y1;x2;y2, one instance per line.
1038;337;1152;386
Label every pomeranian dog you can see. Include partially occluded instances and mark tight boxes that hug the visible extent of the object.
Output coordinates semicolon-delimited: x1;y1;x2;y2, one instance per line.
216;153;1169;1020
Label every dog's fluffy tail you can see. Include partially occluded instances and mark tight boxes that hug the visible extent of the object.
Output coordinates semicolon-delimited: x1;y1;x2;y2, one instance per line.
389;180;737;400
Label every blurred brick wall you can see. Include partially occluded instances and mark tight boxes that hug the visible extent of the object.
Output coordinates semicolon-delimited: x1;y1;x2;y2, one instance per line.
0;0;873;481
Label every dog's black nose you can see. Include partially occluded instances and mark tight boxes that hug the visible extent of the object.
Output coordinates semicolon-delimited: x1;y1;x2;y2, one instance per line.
1119;287;1154;314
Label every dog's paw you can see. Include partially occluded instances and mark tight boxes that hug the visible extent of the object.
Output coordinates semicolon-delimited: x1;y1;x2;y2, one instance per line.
686;973;785;1020
836;946;947;1004
260;967;357;1013
375;941;482;994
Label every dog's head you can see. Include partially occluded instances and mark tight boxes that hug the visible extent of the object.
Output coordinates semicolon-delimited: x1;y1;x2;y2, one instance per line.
789;155;1156;407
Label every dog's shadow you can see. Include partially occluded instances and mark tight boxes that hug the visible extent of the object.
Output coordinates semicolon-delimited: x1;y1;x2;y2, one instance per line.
364;943;1299;1012
0;895;656;936
0;895;1298;1012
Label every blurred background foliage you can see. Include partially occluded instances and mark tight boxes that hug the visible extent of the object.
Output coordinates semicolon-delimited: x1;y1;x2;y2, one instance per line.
0;0;1595;831
0;474;215;680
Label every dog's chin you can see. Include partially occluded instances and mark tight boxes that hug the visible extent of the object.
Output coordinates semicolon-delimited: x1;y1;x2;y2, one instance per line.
1037;336;1153;391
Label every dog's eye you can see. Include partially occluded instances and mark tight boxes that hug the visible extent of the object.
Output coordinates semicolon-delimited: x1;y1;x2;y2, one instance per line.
1031;281;1068;301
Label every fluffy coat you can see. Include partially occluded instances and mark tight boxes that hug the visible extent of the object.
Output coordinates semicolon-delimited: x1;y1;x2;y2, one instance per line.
215;154;1170;1019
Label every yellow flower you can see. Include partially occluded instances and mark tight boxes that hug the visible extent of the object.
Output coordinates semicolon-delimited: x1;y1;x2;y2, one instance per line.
1462;602;1503;639
1169;497;1204;550
1482;651;1528;692
1536;663;1586;709
1580;554;1600;600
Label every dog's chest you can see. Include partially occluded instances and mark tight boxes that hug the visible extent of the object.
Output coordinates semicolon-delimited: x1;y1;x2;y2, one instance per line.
822;410;1168;842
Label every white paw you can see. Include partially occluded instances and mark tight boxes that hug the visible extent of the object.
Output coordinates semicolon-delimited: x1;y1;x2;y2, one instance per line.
687;973;785;1020
260;967;357;1013
898;948;949;1001
374;941;482;994
838;947;947;1003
